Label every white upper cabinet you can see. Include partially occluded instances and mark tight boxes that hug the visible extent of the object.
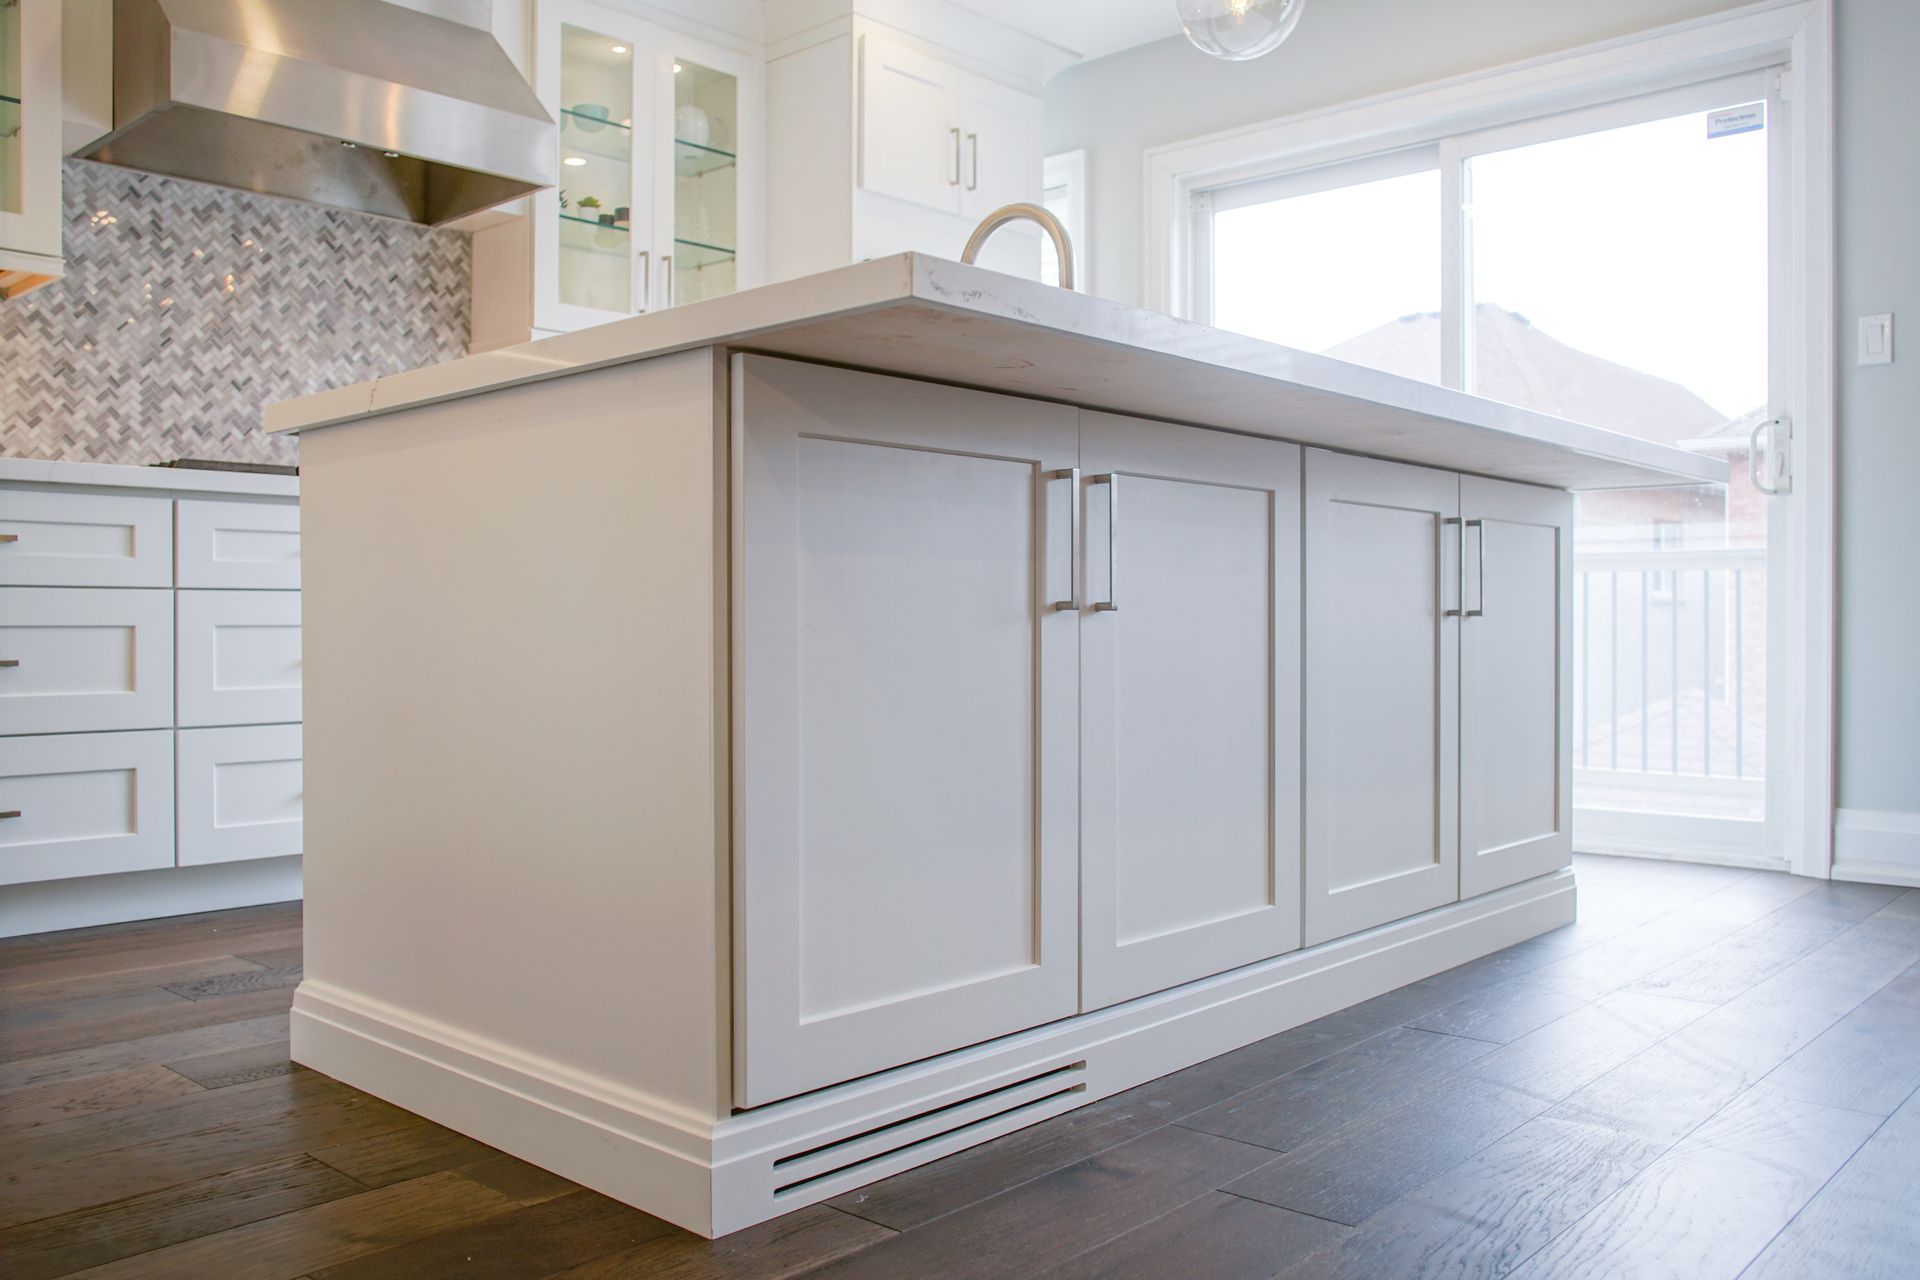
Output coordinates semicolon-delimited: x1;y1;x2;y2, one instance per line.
1303;450;1461;946
959;74;1040;221
732;355;1081;1108
1078;414;1302;1010
0;0;61;298
1460;476;1573;897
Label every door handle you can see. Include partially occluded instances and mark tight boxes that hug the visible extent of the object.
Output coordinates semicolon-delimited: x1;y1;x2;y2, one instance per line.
1464;518;1485;618
1443;517;1464;617
0;811;20;820
966;131;979;191
1750;416;1791;496
0;659;18;668
0;533;16;543
949;126;962;185
1044;467;1079;612
635;249;651;314
1088;473;1119;612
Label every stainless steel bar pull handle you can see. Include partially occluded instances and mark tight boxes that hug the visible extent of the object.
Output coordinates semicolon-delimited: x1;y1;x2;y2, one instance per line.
635;250;651;314
0;811;20;820
1089;473;1119;612
1442;517;1464;617
0;533;17;543
0;659;18;668
1044;467;1079;612
1465;518;1486;618
966;131;979;191
949;127;962;185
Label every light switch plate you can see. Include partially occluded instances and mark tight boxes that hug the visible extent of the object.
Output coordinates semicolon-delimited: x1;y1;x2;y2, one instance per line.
1860;313;1893;365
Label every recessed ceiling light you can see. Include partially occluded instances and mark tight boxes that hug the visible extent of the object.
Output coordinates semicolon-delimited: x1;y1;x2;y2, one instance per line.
610;44;627;54
562;155;587;167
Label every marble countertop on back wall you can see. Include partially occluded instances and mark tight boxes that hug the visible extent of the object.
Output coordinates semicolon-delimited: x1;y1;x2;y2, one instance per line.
0;456;300;497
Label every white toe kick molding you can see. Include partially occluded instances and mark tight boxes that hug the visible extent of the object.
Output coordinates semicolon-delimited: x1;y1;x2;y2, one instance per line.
1834;809;1920;887
291;870;1575;1238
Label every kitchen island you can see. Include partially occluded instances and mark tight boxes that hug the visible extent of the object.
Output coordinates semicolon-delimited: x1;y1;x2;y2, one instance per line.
271;254;1721;1237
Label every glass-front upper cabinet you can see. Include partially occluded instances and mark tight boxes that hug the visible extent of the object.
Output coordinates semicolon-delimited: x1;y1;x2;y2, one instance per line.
0;0;64;298
532;0;757;334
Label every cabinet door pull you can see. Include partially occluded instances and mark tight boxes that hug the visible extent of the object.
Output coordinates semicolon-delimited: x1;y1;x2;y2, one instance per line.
0;533;17;543
0;659;18;668
1089;473;1119;612
1044;467;1079;612
635;250;652;314
949;126;962;185
966;131;979;191
1443;517;1464;617
1465;518;1485;618
0;811;20;820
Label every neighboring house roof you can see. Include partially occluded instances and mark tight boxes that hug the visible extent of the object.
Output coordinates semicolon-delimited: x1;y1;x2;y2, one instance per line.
1324;304;1734;446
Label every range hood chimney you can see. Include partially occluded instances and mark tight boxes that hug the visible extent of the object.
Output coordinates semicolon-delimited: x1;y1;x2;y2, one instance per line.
79;0;555;226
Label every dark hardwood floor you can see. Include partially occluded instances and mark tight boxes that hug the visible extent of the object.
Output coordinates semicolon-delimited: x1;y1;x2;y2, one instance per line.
4;854;1918;1279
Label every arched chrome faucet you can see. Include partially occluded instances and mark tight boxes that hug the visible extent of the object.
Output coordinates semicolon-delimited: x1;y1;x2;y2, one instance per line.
961;203;1075;291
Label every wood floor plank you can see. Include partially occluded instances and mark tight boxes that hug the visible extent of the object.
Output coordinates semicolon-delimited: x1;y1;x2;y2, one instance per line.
0;984;194;1033
0;920;303;988
0;986;296;1066
309;1121;511;1188
0;1062;205;1130
545;1204;893;1280
1757;960;1920;1116
306;1187;677;1280
0;955;280;1013
57;1153;571;1280
0;1012;290;1094
1504;1090;1880;1280
0;1152;364;1280
163;1039;296;1090
1040;1191;1346;1280
1630;889;1891;1007
806;1126;1278;1280
1177;1027;1497;1152
1403;976;1594;1044
161;962;303;1001
1741;1088;1920;1280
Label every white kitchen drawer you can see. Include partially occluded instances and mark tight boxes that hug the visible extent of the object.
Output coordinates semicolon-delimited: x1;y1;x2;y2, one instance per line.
0;731;175;885
176;500;301;590
176;591;302;727
0;490;174;588
0;588;175;735
177;725;303;866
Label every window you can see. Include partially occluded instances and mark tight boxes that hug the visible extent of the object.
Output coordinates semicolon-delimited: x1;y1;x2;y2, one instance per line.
1040;150;1089;291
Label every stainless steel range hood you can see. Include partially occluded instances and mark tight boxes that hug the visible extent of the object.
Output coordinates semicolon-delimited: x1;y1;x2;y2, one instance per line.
78;0;555;226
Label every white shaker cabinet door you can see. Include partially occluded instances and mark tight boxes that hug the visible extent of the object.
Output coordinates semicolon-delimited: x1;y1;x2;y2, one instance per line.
1303;451;1461;946
1459;476;1573;898
176;500;301;590
733;355;1079;1107
0;490;173;587
177;725;304;866
0;731;174;885
0;587;174;734
1079;413;1302;1010
176;590;303;727
858;32;962;215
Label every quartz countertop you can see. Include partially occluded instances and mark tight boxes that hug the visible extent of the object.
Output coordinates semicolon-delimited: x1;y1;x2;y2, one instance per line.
266;254;1724;491
0;456;300;498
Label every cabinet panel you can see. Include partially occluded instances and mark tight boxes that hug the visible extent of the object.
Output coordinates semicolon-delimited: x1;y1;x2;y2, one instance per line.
734;355;1078;1106
0;731;174;885
0;587;173;734
858;32;961;214
1304;451;1459;945
0;490;172;587
960;77;1040;220
1460;476;1573;897
176;590;302;727
176;500;300;590
177;725;303;866
1080;413;1301;1009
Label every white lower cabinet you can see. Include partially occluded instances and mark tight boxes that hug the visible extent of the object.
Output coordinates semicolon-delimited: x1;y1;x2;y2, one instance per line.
176;725;304;866
0;490;173;588
0;731;175;885
176;590;303;727
733;356;1082;1107
1078;412;1303;1009
0;587;174;734
175;500;301;590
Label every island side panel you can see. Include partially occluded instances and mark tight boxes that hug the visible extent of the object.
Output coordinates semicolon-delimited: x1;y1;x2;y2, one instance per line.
292;349;732;1127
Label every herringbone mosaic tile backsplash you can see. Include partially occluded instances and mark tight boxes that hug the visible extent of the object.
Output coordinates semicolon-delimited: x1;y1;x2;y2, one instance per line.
1;161;471;466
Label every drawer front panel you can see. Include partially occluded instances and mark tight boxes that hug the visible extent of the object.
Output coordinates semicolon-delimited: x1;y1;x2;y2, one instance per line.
0;731;175;884
177;591;303;727
0;588;175;734
177;725;303;865
0;490;173;587
176;500;301;590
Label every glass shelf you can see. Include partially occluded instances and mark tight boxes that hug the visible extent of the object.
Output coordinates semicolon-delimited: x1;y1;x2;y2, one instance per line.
674;138;736;178
559;213;630;259
674;238;735;270
560;108;632;165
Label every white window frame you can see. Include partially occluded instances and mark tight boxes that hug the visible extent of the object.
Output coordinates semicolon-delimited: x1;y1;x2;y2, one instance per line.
1042;149;1090;292
1144;0;1835;879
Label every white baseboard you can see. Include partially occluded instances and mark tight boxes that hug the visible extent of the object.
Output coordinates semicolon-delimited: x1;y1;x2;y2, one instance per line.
1834;809;1920;887
0;856;303;938
292;870;1576;1238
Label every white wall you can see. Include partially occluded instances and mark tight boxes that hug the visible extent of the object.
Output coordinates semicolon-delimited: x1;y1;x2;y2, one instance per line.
1045;0;1920;860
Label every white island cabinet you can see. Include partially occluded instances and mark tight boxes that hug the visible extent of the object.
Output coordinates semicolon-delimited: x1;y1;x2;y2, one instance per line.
270;253;1721;1238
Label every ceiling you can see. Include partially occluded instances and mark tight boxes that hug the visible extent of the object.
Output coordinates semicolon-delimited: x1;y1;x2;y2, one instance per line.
948;0;1184;64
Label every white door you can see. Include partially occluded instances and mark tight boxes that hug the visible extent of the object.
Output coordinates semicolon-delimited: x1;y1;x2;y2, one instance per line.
1079;413;1301;1009
0;730;174;885
959;77;1040;219
733;355;1079;1107
0;586;174;734
177;724;304;866
174;500;301;590
1460;476;1574;897
858;32;962;214
176;590;302;727
1303;450;1459;945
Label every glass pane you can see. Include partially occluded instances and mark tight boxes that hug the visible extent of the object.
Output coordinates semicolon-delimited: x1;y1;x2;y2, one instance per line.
1470;101;1771;821
558;25;633;313
1210;169;1442;383
1040;180;1069;287
672;58;736;306
1;0;22;216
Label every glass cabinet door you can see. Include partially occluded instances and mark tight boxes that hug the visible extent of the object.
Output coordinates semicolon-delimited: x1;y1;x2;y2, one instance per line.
665;56;738;306
557;24;640;315
1;0;21;218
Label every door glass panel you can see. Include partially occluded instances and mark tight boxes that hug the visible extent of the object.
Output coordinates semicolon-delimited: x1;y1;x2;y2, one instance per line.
558;25;634;313
671;58;737;305
1;0;22;214
1468;100;1770;822
1211;168;1443;382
